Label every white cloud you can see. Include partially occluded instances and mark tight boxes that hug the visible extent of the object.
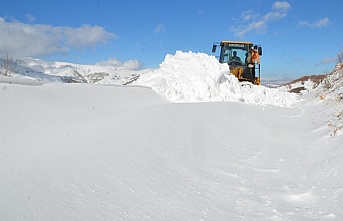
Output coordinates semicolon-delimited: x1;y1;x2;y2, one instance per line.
122;60;143;70
95;58;122;66
64;25;116;49
154;23;165;34
0;17;116;57
264;1;290;21
298;17;330;28
233;21;267;38
241;11;260;22
25;14;36;23
263;11;287;21
95;58;142;70
232;1;291;37
272;1;291;11
315;57;336;66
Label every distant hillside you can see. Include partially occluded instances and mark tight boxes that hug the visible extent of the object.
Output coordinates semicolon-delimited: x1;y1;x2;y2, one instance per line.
287;74;327;86
0;57;150;85
281;74;327;93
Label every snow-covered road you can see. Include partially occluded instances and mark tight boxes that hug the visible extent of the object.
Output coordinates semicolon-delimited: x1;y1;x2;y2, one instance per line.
1;51;342;220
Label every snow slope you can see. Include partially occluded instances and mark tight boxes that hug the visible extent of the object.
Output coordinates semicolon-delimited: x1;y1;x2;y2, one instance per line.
1;52;343;220
309;63;343;136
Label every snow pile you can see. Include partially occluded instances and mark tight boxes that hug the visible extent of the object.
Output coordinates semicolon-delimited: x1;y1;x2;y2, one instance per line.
135;51;298;107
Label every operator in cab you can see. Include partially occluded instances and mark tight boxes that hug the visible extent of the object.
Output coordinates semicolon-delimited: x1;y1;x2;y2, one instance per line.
229;51;242;65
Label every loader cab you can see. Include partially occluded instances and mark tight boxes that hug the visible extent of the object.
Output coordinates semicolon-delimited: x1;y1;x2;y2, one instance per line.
212;40;262;85
219;42;251;65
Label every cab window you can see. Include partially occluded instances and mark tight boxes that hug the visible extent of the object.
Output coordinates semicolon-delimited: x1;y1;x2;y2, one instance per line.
221;43;249;65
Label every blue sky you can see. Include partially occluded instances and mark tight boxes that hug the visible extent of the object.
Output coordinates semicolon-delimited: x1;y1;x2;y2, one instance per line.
0;0;342;80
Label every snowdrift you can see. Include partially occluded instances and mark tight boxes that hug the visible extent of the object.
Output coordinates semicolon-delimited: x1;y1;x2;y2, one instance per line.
134;51;298;107
1;78;343;220
280;63;343;136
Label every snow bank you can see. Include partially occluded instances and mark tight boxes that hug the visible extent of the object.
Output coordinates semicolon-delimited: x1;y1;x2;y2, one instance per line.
135;51;298;107
1;79;342;220
313;64;343;135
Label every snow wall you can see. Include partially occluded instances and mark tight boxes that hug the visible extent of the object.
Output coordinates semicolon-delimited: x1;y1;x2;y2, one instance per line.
135;51;298;107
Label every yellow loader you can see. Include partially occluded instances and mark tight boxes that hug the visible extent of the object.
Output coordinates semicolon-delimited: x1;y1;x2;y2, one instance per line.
212;40;262;85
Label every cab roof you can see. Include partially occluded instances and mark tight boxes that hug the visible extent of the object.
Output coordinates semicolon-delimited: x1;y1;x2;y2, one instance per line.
220;40;253;45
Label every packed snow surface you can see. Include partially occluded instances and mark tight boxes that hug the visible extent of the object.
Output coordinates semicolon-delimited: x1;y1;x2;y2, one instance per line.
1;51;343;220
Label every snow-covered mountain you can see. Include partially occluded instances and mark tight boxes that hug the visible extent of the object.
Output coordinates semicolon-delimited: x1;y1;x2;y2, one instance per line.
0;56;151;85
1;51;343;220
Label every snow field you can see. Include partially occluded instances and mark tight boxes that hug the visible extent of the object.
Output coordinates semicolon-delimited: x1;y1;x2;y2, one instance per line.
1;51;343;220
